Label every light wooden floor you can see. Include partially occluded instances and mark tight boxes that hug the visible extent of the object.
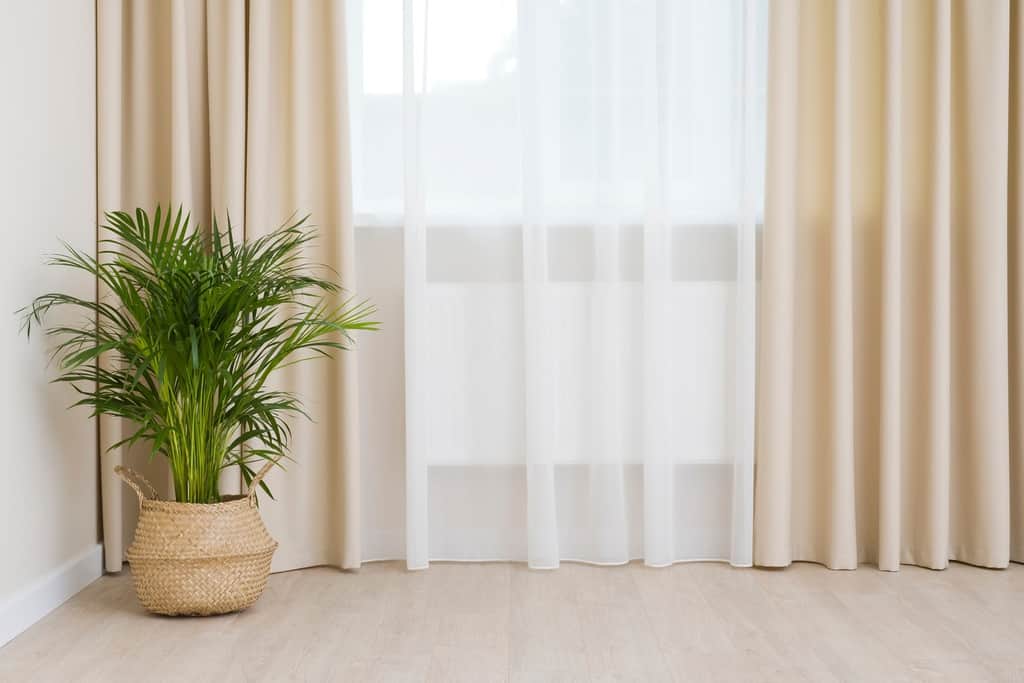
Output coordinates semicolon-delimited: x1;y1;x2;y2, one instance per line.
1;560;1022;682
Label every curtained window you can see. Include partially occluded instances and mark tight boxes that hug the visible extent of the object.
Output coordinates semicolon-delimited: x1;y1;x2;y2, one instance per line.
348;0;767;568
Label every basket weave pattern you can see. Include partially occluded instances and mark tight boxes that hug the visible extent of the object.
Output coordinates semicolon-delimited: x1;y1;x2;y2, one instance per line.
115;464;278;616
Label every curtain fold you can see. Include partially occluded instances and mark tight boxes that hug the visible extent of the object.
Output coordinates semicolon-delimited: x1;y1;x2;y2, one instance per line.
96;0;361;572
756;0;1023;570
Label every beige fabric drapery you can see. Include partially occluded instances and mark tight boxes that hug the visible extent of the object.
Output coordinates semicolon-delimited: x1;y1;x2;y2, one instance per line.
756;0;1023;570
96;0;361;572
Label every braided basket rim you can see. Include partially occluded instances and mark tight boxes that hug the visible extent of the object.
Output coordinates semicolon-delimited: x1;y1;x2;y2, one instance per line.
137;495;256;512
127;546;278;563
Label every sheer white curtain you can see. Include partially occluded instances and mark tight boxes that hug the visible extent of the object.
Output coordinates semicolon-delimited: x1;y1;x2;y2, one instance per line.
348;0;766;569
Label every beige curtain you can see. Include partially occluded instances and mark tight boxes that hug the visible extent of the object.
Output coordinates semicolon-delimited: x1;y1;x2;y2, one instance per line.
756;0;1023;570
96;0;361;572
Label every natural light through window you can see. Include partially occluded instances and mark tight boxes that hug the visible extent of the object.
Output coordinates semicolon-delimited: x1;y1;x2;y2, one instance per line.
348;0;766;227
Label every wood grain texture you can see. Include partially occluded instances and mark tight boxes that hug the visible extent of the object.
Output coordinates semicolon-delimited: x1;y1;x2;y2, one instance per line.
1;561;1022;682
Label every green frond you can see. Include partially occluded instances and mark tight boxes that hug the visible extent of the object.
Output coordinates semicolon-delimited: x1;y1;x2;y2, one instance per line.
21;206;378;503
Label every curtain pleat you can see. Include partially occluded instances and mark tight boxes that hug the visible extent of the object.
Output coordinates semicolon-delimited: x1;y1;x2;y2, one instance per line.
755;0;1022;570
1012;0;1024;563
245;0;362;572
96;0;361;572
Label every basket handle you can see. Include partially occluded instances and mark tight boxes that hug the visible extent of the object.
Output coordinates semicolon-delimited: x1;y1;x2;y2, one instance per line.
113;465;160;510
246;459;277;505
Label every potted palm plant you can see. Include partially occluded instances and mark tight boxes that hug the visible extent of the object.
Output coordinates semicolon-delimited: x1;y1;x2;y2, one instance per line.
21;207;376;615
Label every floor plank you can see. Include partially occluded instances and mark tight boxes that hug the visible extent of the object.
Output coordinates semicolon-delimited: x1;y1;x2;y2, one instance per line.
1;561;1022;682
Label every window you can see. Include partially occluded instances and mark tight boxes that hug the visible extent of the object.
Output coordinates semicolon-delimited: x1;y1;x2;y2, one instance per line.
349;0;768;568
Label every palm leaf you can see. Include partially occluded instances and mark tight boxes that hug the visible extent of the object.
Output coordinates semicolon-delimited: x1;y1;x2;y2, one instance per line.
20;207;378;503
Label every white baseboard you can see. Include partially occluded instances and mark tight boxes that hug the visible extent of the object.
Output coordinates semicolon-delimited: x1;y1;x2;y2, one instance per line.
0;543;103;649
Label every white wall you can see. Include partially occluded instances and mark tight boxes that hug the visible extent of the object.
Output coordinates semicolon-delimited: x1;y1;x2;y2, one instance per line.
0;0;100;637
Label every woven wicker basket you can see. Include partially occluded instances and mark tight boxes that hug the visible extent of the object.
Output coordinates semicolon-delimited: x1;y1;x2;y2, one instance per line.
114;462;278;616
